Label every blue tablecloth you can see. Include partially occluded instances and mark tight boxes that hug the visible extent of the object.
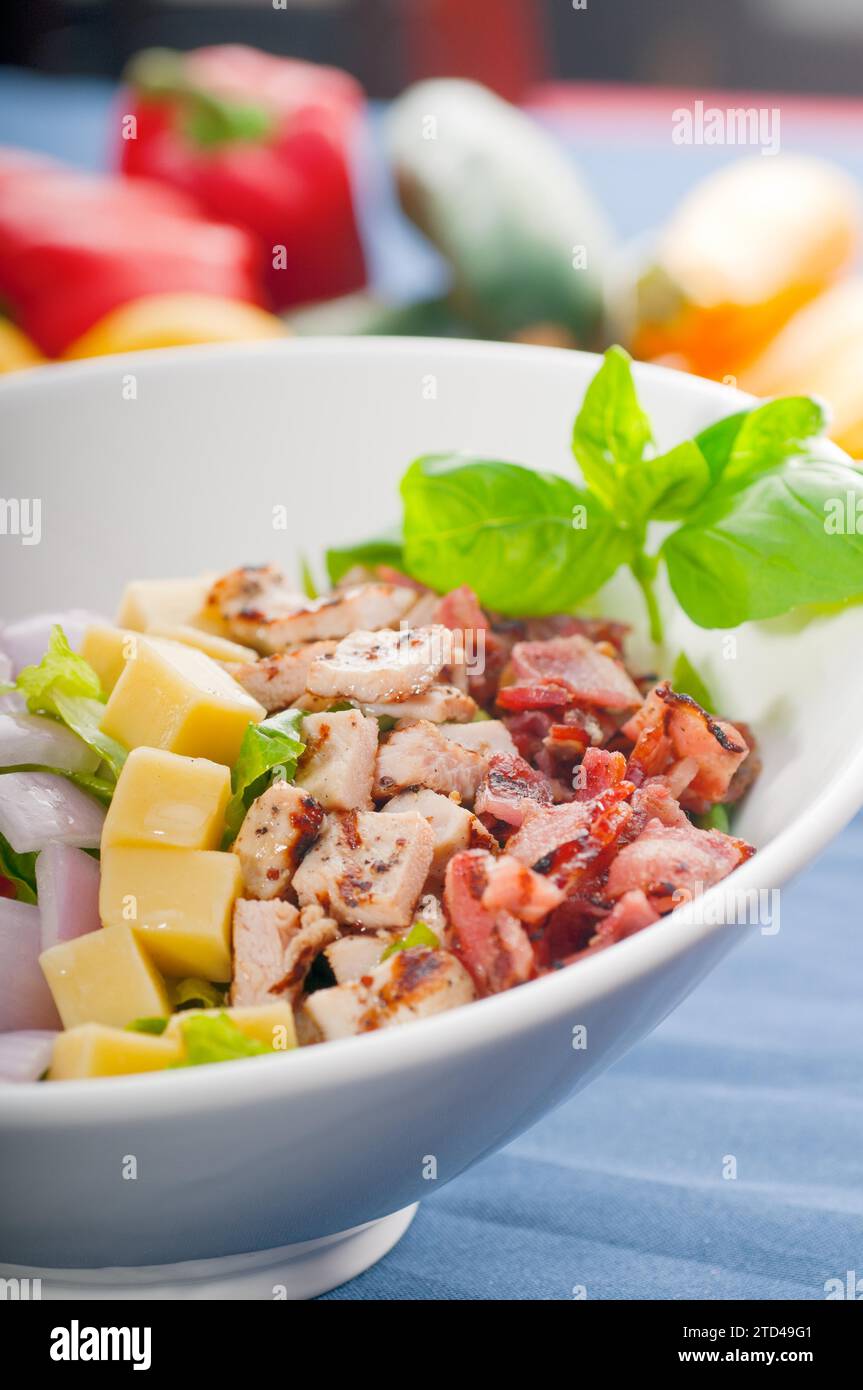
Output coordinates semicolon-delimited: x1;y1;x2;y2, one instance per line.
2;68;861;1301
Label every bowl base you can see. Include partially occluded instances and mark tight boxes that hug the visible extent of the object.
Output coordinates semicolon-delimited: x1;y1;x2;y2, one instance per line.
1;1204;418;1301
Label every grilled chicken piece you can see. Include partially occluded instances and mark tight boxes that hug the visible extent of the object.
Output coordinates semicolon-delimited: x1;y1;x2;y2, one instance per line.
438;719;517;757
303;947;476;1041
233;782;324;900
295;709;379;811
270;904;340;1004
324;931;395;984
306;624;451;703
382;788;496;891
374;720;487;804
230;899;300;1006
232;901;339;1008
229;641;337;713
293;809;434;928
209;565;416;652
373;683;477;723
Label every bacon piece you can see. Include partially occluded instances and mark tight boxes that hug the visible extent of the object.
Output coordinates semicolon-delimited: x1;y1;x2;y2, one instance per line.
523;614;629;654
443;850;534;995
506;800;592;869
474;752;554;829
502;709;555;762
606;818;754;911
553;890;660;970
481;854;565;924
629;781;689;830
511;635;642;710
623;682;750;803
573;747;628;801
497;683;576;712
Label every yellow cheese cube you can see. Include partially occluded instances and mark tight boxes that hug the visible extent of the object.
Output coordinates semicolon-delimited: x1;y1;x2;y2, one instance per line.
145;623;259;664
165;1004;297;1054
40;924;170;1030
99;846;242;981
79;624;140;694
49;1024;181;1080
101;747;230;851
116;575;217;633
100;636;264;765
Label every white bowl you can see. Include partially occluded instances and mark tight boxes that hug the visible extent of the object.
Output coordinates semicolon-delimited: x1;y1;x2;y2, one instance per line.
2;339;862;1298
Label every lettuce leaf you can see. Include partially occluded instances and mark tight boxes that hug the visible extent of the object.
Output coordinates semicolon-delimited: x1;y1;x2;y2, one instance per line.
224;709;305;841
380;920;440;962
171;977;226;1011
175;1012;268;1067
0;832;38;904
14;627;127;780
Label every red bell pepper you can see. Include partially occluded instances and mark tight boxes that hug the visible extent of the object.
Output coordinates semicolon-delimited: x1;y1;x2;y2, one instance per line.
0;152;265;357
120;45;367;311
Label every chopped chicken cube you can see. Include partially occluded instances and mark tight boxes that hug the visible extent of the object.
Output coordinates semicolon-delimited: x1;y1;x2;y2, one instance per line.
296;709;379;811
374;720;487;804
324;931;394;984
270;903;340;1004
307;624;451;703
229;641;337;712
233;782;323;900
303;947;476;1040
293;809;434;928
382;787;496;890
230;898;299;1006
374;684;478;723
209;566;415;651
438;719;517;757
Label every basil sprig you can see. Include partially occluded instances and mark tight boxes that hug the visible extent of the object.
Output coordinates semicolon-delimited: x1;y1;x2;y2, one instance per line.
326;346;863;638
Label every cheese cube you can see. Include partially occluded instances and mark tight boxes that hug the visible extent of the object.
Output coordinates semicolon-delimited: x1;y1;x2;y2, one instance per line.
80;624;140;695
145;623;259;665
101;747;230;851
100;846;242;981
164;1003;297;1054
40;923;170;1030
100;636;264;765
49;1024;181;1080
116;575;217;633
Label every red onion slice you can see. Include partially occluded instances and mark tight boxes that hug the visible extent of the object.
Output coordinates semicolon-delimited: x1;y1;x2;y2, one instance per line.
0;611;108;678
36;843;101;950
0;771;105;852
0;899;61;1031
0;1030;57;1083
0;712;101;775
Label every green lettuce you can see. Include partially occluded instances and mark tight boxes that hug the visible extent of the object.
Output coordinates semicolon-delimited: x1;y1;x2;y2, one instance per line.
175;1012;268;1066
0;832;38;904
13;626;127;780
224;709;305;842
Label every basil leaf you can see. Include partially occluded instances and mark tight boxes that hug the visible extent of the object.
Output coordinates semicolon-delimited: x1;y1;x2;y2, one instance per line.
694;411;748;484
401;454;631;616
571;345;653;510
694;397;827;491
663;459;863;628
224;709;305;841
626;441;711;522
722;396;828;487
0;831;38;903
671;652;715;713
325;530;404;586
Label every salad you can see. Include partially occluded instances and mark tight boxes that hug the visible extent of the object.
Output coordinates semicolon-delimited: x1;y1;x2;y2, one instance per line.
2;349;861;1083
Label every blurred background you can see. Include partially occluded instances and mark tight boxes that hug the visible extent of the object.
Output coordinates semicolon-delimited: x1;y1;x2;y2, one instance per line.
2;0;863;453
